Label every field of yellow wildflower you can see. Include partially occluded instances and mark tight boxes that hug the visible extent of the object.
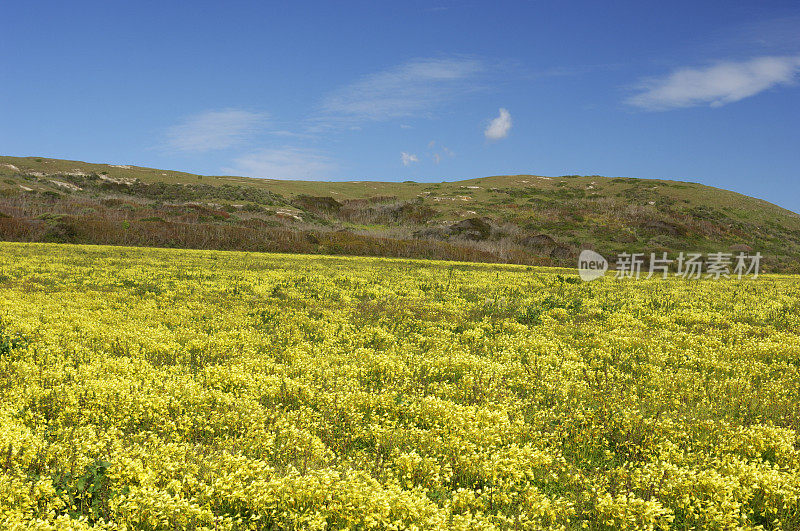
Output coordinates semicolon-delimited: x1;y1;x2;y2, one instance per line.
0;242;798;529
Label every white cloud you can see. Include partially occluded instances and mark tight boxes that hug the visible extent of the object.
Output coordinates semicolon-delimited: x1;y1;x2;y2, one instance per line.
627;55;800;110
223;147;336;180
433;153;441;164
484;108;512;140
164;109;267;152
317;57;485;126
401;152;419;166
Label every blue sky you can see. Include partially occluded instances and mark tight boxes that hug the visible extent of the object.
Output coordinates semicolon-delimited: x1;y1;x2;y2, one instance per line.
2;1;799;211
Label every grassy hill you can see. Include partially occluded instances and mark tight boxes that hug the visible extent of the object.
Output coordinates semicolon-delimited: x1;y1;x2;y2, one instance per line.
2;155;799;271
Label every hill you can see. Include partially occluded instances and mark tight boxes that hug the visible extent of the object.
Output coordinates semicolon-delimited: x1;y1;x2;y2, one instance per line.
2;155;799;271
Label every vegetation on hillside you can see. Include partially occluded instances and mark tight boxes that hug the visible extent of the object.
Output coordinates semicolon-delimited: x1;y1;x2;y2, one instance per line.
2;156;799;271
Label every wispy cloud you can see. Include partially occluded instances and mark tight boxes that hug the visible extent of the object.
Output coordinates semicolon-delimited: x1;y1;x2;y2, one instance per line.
429;141;454;164
223;147;336;180
627;55;800;110
401;152;419;166
164;109;267;152
316;57;485;127
484;108;512;140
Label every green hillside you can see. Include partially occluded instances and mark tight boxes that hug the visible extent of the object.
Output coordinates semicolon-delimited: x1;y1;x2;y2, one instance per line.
2;155;799;271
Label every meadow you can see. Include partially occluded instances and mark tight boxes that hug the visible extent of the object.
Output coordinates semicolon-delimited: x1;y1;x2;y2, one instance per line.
0;242;798;529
